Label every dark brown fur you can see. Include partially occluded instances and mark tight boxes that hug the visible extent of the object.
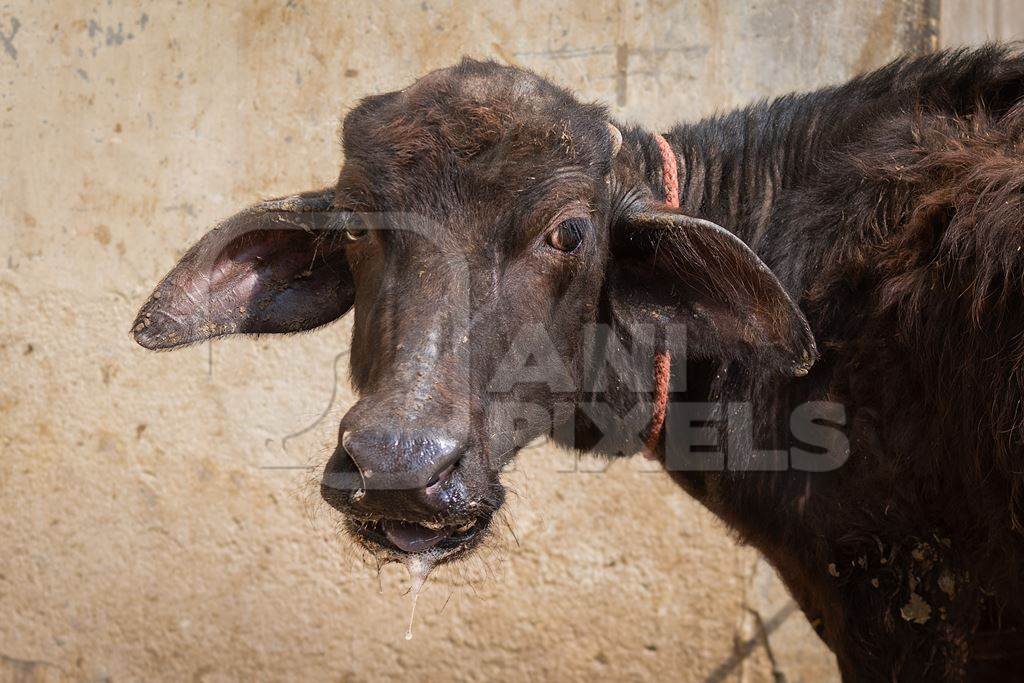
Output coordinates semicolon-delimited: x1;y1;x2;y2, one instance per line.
659;46;1024;681
134;47;1024;681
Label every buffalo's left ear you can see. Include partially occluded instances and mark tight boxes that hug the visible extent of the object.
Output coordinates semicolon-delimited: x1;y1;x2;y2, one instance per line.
608;209;817;377
133;188;355;350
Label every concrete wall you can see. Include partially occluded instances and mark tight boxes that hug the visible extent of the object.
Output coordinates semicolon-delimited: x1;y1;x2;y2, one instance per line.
941;0;1024;47
0;1;944;681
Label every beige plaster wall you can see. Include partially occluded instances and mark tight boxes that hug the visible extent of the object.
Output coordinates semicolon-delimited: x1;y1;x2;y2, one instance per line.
1;1;935;681
941;0;1024;48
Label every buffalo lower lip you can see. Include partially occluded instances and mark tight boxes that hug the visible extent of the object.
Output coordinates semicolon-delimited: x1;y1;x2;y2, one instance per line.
356;513;491;555
383;520;451;553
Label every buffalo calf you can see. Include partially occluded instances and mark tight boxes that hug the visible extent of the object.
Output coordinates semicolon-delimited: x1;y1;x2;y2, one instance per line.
135;46;1024;681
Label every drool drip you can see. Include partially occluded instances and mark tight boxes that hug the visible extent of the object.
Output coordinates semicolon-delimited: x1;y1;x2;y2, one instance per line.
402;554;436;641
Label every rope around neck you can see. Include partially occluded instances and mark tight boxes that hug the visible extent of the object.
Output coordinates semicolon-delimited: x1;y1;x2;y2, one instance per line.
642;133;682;459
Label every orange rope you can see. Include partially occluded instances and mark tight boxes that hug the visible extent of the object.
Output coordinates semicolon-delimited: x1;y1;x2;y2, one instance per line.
644;350;672;459
643;134;681;459
653;133;680;207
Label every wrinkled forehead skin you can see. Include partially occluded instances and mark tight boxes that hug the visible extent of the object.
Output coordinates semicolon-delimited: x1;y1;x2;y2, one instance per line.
335;59;616;218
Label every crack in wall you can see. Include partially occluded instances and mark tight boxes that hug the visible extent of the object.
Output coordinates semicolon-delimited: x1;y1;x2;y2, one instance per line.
704;601;799;683
1;653;70;682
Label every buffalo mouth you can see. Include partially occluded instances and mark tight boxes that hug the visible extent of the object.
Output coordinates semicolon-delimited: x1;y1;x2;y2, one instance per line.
346;512;494;558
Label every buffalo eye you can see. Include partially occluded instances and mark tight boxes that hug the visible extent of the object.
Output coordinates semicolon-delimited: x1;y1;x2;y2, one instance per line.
546;217;588;253
343;216;368;242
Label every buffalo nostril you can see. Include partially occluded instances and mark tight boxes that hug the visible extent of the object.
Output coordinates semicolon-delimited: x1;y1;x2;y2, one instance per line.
322;441;364;493
340;433;369;477
425;463;457;490
341;426;464;490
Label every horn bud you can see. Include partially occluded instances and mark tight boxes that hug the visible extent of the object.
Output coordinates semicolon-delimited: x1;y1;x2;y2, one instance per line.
607;123;622;159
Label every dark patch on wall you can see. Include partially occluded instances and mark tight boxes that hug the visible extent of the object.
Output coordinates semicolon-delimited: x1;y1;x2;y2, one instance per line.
909;0;941;55
616;42;629;106
1;16;20;61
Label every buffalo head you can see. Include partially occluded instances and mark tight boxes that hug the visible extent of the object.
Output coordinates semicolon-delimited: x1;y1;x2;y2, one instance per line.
134;59;815;564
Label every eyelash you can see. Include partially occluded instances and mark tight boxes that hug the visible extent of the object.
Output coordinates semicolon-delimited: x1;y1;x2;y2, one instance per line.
546;217;589;253
342;215;368;242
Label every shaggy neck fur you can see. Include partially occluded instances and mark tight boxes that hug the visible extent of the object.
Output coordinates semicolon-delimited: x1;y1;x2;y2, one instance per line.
617;46;1024;679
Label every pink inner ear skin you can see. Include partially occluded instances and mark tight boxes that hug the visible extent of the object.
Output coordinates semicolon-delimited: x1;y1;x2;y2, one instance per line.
206;229;331;306
208;233;286;300
208;262;261;311
135;218;352;349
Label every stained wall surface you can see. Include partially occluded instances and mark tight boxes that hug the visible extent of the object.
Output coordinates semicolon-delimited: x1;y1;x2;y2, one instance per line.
941;0;1024;47
1;2;942;681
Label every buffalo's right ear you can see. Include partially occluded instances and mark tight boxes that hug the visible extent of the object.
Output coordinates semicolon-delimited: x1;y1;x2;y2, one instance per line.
607;209;817;376
133;188;355;350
